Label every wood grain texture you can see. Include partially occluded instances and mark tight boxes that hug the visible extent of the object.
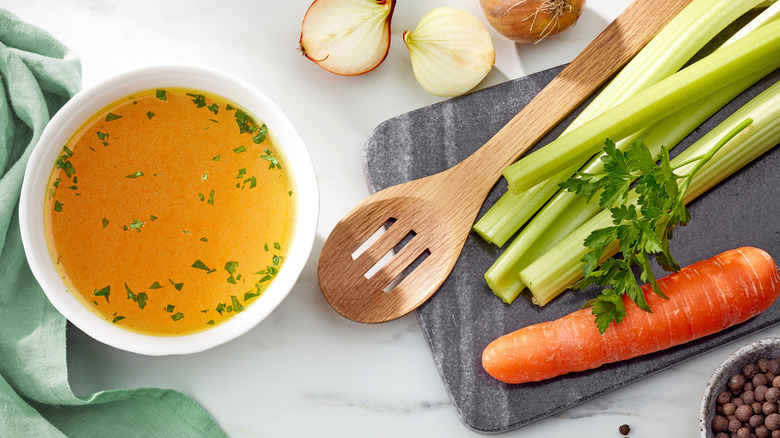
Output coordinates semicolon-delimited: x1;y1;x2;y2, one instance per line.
317;0;693;324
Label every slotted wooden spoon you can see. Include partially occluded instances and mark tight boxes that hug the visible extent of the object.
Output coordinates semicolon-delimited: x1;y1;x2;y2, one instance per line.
318;0;692;323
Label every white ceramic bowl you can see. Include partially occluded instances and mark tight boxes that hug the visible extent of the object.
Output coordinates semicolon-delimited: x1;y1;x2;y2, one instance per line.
19;65;319;356
700;337;780;437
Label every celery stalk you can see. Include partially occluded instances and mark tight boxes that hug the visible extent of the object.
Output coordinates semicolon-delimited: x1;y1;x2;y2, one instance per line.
485;74;762;304
473;0;769;246
521;79;780;306
723;1;780;46
502;20;780;194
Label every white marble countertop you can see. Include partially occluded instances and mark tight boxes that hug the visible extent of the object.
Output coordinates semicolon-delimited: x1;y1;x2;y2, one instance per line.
7;0;779;436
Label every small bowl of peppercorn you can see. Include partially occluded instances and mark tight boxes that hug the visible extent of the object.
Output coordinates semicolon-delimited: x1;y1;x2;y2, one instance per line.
700;338;780;438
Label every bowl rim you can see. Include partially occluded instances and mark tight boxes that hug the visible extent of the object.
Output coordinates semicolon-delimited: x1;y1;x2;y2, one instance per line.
699;337;780;437
19;63;319;356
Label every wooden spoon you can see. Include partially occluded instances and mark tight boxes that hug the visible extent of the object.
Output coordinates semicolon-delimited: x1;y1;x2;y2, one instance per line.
318;0;692;323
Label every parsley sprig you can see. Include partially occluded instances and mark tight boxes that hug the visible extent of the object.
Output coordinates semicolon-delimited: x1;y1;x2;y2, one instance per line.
560;120;751;333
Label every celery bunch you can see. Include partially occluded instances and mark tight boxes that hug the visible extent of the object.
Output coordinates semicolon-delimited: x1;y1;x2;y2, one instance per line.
522;79;780;309
473;0;780;309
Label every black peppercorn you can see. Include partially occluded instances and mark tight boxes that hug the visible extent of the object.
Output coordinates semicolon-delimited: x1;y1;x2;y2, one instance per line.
746;363;762;379
766;413;780;431
732;374;748;390
737;404;755;422
751;414;766;428
767;388;780;404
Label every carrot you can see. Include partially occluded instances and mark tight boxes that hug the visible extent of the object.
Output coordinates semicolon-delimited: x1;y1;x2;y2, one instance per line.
482;247;780;384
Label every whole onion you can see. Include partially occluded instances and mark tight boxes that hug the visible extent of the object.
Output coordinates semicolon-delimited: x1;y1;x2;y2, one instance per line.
479;0;586;43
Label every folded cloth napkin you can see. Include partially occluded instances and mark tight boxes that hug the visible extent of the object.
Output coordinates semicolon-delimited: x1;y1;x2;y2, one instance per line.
0;9;226;437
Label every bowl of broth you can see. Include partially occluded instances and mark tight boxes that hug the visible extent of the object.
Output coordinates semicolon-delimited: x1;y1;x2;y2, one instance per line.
19;65;318;355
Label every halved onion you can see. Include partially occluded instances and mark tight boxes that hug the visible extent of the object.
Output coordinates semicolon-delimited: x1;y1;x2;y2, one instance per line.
403;8;496;97
300;0;395;76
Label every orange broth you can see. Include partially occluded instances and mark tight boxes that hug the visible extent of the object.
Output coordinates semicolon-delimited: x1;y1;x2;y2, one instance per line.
43;88;295;336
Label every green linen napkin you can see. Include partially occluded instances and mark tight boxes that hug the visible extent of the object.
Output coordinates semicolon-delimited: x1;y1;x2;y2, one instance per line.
0;9;227;437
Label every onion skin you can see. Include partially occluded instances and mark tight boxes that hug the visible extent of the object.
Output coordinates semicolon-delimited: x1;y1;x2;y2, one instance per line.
300;0;396;76
480;0;586;43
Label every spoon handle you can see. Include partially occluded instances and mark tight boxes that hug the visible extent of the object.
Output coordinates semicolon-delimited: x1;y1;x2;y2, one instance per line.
460;0;693;187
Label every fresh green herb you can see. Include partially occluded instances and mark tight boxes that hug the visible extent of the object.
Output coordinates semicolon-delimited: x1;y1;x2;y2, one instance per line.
202;172;208;181
209;118;218;124
125;283;149;309
168;279;184;291
192;259;210;271
236;168;247;179
273;242;281;250
53;178;61;188
225;260;239;274
53;201;63;212
156;89;167;101
207;190;214;205
112;315;125;323
207;103;219;114
252;124;268;144
147;111;155;119
264;243;269;251
171;312;184;321
126;171;144;178
233;145;246;154
165;304;175;313
183;230;190;235
206;320;215;325
102;218;109;229
261;148;281;170
231;295;244;312
212;154;221;161
198;193;205;202
55;154;76;179
63;146;74;157
94;285;110;303
192;259;216;273
96;131;109;147
105;113;123;122
67;185;77;191
244;282;263;300
226;104;235;111
244;290;260;300
126;218;144;232
149;215;158;221
150;281;163;289
200;237;208;242
215;302;226;315
234;109;259;135
187;93;207;108
561;121;751;333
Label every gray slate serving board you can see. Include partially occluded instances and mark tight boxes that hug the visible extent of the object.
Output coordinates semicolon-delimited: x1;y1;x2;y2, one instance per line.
363;65;780;433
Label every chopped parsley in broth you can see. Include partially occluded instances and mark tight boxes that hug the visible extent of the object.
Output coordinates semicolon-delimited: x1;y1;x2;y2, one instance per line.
43;88;295;336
